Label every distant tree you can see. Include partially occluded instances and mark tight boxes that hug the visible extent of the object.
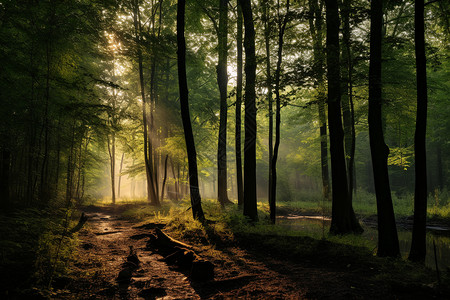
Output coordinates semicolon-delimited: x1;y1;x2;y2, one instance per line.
368;0;399;257
325;0;362;234
177;0;205;221
239;0;258;221
409;0;428;263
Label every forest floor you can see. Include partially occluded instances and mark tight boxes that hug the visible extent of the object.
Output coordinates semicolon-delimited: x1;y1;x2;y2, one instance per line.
61;204;450;299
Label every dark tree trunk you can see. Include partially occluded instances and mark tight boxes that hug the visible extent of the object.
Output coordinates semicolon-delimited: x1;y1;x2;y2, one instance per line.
263;0;274;212
368;0;399;257
217;0;231;206
340;0;356;200
177;0;205;221
409;0;428;263
308;0;330;202
239;0;258;221
235;1;244;207
161;154;169;202
325;0;362;234
270;0;290;224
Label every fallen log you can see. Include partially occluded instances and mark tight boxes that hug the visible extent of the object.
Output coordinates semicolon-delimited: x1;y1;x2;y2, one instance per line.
153;228;194;250
146;228;214;281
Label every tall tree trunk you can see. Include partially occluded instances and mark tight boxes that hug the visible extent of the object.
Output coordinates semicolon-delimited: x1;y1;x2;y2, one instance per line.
368;0;399;257
340;0;355;199
177;0;205;221
409;0;428;263
270;0;290;224
235;1;244;207
325;0;362;234
217;0;230;206
308;0;330;202
133;0;158;205
239;0;258;221
263;0;274;211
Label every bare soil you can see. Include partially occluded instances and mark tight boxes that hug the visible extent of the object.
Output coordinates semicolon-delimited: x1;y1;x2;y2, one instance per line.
64;205;447;299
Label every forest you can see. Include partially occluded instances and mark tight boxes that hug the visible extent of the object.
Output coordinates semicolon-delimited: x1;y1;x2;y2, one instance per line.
0;0;449;298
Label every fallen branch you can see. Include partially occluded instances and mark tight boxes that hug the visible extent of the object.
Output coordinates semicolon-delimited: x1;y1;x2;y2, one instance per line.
69;213;88;234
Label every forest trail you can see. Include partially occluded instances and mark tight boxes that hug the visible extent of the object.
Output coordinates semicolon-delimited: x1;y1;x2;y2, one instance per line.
67;205;442;299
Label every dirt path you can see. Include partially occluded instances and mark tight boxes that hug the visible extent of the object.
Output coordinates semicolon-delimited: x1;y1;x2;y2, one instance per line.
67;206;446;299
70;207;199;299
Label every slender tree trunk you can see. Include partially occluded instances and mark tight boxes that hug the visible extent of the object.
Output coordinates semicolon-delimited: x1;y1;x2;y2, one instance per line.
161;154;169;202
239;0;258;221
368;0;399;257
235;1;244;207
308;0;330;202
133;0;158;205
270;0;290;224
118;153;124;199
177;0;205;221
263;0;274;210
325;0;362;234
217;0;230;206
409;0;428;263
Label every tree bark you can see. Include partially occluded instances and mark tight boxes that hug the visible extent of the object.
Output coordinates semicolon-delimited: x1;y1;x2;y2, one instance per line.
325;0;362;234
270;0;290;224
368;0;399;257
263;0;274;212
308;0;330;202
177;0;205;221
340;0;356;200
235;1;244;207
409;0;428;263
217;0;231;206
239;0;258;221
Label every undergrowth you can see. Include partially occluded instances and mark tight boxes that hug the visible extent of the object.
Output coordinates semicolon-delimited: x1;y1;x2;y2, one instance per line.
0;205;81;298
